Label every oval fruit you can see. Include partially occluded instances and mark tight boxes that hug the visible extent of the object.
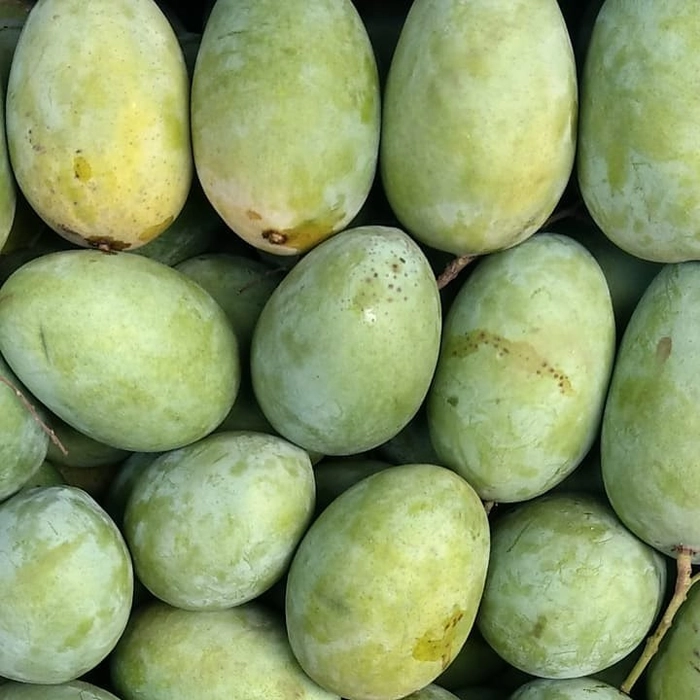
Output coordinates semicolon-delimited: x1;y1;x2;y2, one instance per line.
510;677;630;699
476;493;666;679
6;0;192;250
381;0;577;255
0;680;120;699
427;233;615;502
0;250;240;452
251;225;441;455
601;262;700;561
192;0;380;255
0;486;133;684
285;464;490;700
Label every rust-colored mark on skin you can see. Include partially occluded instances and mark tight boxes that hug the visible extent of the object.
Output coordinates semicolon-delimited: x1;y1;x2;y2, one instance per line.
449;329;573;395
262;229;288;245
412;608;465;670
73;153;91;181
656;336;672;363
246;209;262;221
84;236;131;253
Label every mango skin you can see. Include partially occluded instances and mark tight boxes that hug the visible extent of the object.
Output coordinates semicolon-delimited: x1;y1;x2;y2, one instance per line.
476;493;666;680
0;680;120;699
381;0;577;255
110;601;340;700
251;225;441;456
427;233;616;503
285;464;490;700
509;677;629;699
191;0;380;255
578;2;700;262
0;486;133;684
601;262;700;562
6;0;192;251
0;250;240;452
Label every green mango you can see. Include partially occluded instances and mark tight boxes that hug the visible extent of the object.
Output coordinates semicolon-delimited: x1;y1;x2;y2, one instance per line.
191;0;380;255
0;486;133;683
578;2;700;262
601;262;700;561
381;0;577;255
508;677;629;699
0;680;119;699
251;225;441;455
427;233;616;503
6;0;192;251
286;464;490;700
0;250;240;452
476;493;666;680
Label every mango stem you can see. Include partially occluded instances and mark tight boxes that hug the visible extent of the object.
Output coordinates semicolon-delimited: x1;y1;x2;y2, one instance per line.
437;254;477;289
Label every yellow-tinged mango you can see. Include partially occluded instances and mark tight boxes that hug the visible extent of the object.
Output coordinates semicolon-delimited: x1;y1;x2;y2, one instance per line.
5;0;192;251
191;0;380;255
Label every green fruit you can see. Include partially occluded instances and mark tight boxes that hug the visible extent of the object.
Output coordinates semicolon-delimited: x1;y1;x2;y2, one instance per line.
404;686;461;700
578;1;700;262
427;233;615;502
0;486;133;683
0;249;240;452
192;0;380;255
601;262;700;560
647;578;700;697
0;355;49;500
0;679;120;699
251;225;441;455
509;677;628;698
381;0;577;255
17;459;65;491
6;0;192;251
110;601;340;700
286;464;490;700
124;431;315;610
476;493;666;679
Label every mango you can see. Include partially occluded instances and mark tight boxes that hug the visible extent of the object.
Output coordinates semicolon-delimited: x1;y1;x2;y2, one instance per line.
250;225;441;455
0;486;133;683
578;2;700;262
601;262;700;561
0;250;240;452
191;0;380;255
427;233;616;503
476;493;666;679
110;601;340;700
0;680;120;699
509;677;629;699
381;0;577;255
285;464;490;700
6;0;192;251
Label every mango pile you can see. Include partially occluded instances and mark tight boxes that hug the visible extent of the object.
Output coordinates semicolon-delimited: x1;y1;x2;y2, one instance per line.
0;1;699;699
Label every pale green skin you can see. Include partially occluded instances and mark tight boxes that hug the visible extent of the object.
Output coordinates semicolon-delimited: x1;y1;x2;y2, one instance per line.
601;262;700;561
191;0;380;255
251;226;442;456
17;459;65;491
427;234;616;502
0;486;133;683
381;0;577;255
476;493;666;679
647;579;700;697
285;464;491;700
124;430;315;610
0;355;49;500
6;0;192;250
404;685;461;700
578;1;700;262
0;679;120;699
0;249;240;452
110;601;340;700
508;677;629;699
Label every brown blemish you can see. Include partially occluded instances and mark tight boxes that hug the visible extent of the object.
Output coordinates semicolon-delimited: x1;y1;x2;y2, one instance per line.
656;336;672;363
412;608;465;669
246;209;262;220
448;329;573;395
73;153;91;181
262;229;288;245
84;236;131;253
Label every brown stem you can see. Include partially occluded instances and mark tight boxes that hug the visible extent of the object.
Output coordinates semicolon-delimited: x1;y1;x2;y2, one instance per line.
619;547;699;695
437;254;478;290
0;374;68;456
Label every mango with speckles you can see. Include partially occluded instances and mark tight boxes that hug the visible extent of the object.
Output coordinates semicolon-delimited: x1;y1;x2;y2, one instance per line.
0;486;133;683
0;249;240;452
250;225;441;456
5;0;192;251
476;493;666;680
509;677;630;699
578;2;700;262
381;0;577;256
427;233;616;503
191;0;380;255
285;464;490;700
601;262;700;562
